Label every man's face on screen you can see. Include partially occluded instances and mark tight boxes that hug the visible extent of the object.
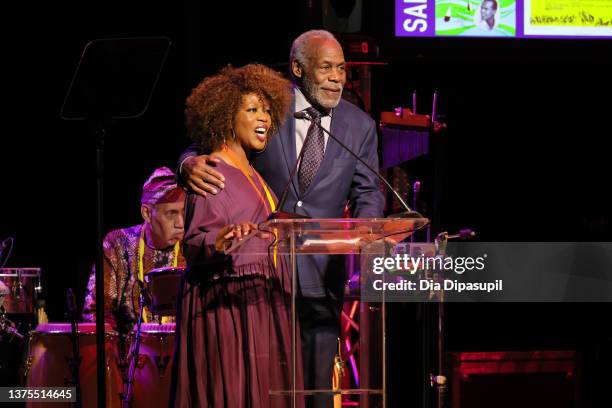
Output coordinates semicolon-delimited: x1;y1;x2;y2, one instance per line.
481;1;496;23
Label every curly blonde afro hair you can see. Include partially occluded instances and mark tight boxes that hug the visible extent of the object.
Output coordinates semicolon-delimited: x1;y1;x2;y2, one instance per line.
185;64;292;152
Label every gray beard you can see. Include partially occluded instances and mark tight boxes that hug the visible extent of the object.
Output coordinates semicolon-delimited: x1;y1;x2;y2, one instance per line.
303;76;343;110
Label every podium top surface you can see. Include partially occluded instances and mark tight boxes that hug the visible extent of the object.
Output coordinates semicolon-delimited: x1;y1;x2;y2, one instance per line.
261;217;429;234
226;217;430;255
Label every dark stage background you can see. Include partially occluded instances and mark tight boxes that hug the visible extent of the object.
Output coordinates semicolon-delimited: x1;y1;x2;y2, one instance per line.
2;1;611;406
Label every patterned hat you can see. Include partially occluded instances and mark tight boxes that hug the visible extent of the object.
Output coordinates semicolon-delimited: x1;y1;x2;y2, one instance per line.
141;167;184;205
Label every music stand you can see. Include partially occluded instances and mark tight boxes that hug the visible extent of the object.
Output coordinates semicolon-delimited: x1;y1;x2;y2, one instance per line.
60;37;170;408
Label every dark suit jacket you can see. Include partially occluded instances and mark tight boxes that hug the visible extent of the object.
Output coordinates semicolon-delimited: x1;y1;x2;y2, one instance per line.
180;95;384;297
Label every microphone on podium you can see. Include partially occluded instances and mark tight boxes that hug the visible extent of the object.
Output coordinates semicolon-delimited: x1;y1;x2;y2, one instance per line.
291;110;422;218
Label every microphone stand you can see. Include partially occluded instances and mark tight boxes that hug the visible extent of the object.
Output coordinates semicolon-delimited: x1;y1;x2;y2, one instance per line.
124;280;147;408
295;111;422;218
430;229;475;408
60;38;171;407
66;288;82;408
267;117;313;220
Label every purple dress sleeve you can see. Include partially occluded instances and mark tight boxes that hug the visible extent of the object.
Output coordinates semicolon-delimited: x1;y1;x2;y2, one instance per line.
182;192;229;266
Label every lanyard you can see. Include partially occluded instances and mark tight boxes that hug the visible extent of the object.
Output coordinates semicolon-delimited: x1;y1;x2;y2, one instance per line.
223;148;276;214
222;148;278;266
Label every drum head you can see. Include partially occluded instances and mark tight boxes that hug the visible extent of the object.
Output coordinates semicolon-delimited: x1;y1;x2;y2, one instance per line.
144;267;184;316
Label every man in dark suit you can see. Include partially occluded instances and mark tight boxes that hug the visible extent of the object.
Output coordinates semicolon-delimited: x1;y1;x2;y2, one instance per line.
180;30;384;406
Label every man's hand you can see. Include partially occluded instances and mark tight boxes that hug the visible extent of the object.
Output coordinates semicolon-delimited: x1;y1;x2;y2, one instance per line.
182;155;226;196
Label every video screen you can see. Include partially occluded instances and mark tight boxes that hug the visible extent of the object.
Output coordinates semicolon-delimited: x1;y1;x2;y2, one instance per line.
395;0;612;38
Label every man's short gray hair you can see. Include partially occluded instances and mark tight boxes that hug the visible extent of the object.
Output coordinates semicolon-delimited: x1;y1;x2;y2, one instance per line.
289;30;339;76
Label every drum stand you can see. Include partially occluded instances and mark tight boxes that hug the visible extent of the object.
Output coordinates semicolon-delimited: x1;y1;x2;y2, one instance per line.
0;305;25;389
123;281;146;408
0;306;24;342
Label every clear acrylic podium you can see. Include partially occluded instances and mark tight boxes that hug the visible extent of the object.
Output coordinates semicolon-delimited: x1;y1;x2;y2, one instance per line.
235;217;429;407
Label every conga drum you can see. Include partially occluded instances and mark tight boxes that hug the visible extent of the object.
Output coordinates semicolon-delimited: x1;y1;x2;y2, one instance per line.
143;266;184;316
24;322;122;407
127;323;175;408
0;268;41;313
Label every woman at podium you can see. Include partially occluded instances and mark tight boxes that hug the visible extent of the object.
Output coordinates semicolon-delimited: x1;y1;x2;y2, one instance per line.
170;64;300;407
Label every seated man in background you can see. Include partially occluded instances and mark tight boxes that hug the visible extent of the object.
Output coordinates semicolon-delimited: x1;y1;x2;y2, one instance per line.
82;167;186;332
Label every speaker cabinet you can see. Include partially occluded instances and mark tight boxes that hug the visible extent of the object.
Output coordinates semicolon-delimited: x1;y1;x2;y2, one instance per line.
448;351;580;408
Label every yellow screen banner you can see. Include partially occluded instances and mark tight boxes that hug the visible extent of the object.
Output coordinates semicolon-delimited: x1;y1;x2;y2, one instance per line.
530;0;612;27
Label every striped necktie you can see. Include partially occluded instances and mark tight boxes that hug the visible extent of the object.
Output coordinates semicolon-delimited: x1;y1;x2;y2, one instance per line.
298;107;325;194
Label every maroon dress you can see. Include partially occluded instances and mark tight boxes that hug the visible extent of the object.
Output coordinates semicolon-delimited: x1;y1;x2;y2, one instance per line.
171;160;300;407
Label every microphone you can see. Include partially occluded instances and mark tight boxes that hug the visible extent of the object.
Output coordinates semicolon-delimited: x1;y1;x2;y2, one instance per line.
446;229;476;240
66;288;77;316
293;111;311;121
0;237;14;267
266;113;316;220
135;280;152;309
295;110;422;218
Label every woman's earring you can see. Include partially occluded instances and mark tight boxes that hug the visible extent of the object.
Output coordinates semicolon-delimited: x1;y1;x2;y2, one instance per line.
231;128;237;140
